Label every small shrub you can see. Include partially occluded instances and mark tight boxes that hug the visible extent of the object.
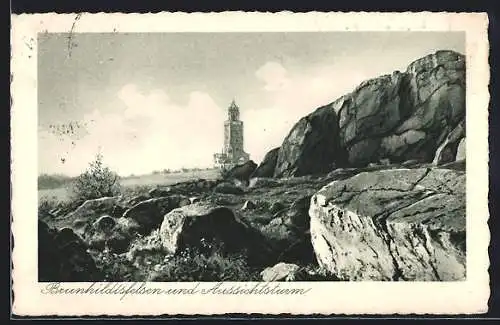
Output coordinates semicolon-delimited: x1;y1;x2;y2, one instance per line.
71;152;122;203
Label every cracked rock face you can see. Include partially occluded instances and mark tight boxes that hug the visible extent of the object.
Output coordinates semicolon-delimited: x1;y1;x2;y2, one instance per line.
337;50;465;167
309;167;465;281
271;50;465;178
274;104;342;178
251;147;280;179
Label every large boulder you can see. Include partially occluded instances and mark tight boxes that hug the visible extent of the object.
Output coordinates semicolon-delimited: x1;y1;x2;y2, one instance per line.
82;215;134;253
284;196;311;231
122;195;190;235
274;104;343;178
251;147;280;179
38;220;101;281
93;215;116;233
213;182;245;195
60;197;122;226
260;197;316;265
223;160;258;184
309;167;465;281
337;50;465;167
261;263;303;282
159;203;272;266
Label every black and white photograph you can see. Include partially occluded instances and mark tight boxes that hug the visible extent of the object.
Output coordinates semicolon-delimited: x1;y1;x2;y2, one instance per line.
36;30;469;282
11;12;490;316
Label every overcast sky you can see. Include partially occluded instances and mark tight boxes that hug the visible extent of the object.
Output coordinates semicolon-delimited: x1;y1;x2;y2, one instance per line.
38;32;465;177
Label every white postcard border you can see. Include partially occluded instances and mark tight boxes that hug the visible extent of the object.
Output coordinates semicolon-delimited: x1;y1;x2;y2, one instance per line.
11;11;490;316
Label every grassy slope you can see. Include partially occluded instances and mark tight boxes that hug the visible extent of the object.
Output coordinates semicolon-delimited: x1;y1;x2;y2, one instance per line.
38;168;220;203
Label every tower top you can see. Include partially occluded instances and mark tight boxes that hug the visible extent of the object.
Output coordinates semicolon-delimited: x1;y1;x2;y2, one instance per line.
230;99;238;109
228;99;240;121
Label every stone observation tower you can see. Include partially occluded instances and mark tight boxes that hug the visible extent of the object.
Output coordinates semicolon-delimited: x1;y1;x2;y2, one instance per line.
213;100;250;169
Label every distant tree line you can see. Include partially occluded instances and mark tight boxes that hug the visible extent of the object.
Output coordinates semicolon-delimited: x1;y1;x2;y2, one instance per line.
39;165;217;189
38;174;74;190
150;166;216;175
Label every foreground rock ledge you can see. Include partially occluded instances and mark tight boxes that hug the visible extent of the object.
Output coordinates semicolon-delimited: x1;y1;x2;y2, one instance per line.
309;167;465;281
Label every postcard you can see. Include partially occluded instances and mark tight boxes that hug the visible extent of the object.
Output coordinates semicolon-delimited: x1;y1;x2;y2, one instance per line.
11;11;490;316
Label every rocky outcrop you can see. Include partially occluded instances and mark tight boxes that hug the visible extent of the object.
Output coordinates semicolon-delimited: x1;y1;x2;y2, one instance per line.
159;203;272;266
338;50;465;167
309;167;465;281
274;104;343;178
267;50;465;177
38;220;101;281
251;148;280;178
123;195;191;235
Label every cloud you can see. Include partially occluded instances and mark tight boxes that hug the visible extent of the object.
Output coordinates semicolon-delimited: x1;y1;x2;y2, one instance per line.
256;61;371;110
118;84;172;120
255;62;291;92
39;85;225;176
